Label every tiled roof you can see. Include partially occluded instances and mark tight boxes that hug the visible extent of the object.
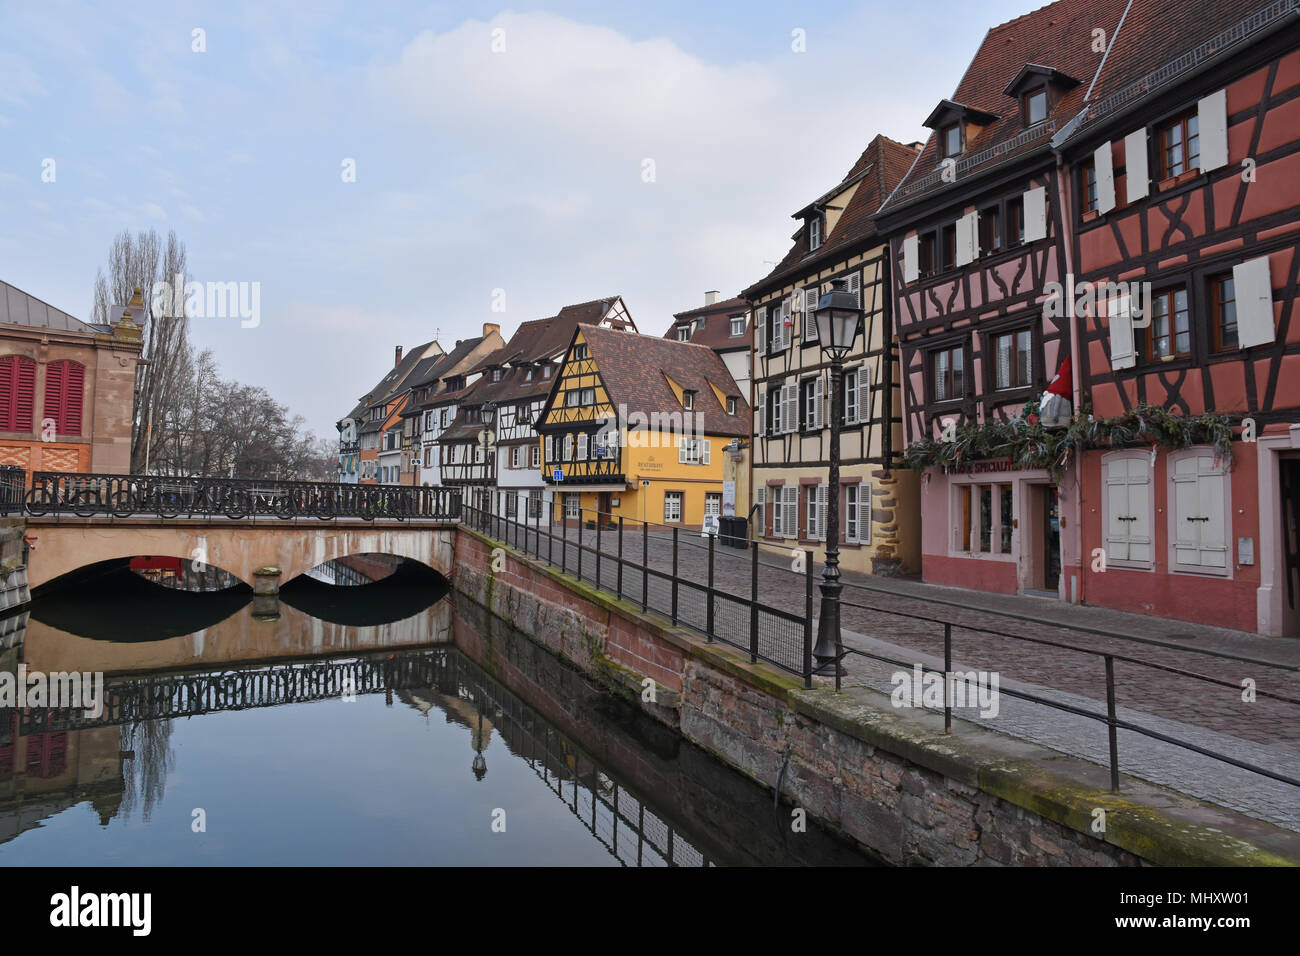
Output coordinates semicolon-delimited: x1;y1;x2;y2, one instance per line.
743;135;921;296
664;296;750;351
1056;0;1294;146
877;0;1131;216
470;296;632;374
359;340;442;414
570;324;751;438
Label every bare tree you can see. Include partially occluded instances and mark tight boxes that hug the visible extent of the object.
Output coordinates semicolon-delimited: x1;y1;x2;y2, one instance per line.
93;229;192;472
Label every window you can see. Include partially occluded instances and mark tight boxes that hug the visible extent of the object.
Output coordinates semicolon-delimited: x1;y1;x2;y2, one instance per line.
491;368;502;382
504;493;516;519
705;492;721;516
425;446;433;467
992;329;1033;390
1006;196;1025;248
1158;111;1199;179
1103;452;1153;568
531;445;540;468
1143;286;1190;361
999;484;1013;554
978;486;993;552
677;326;690;342
1211;274;1237;352
727;396;738;415
809;217;822;250
1082;160;1098;213
565;391;581;407
524;367;534;381
845;483;870;544
678;438;711;465
730;316;745;337
918;233;937;278
806;484;827;540
42;359;84;435
772;485;798;538
528;495;543;519
565;493;580;520
844;367;870;425
442;409;450;427
544;366;552;378
802;377;824;430
931;345;965;402
941;123;961;159
664;491;683;523
956;485;972;551
981;205;1003;254
682;390;695;410
511;446;520;469
1170;449;1228;572
1023;88;1048;126
573;344;589;360
941;223;957;272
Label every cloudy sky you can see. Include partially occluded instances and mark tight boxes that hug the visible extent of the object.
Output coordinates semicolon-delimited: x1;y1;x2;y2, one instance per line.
0;0;1035;437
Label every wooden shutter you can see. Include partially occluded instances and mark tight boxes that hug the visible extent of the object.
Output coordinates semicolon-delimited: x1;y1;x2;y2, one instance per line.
702;440;711;465
783;486;797;539
1234;256;1275;348
0;356;37;432
859;366;871;424
577;432;588;460
1109;294;1136;370
1173;454;1228;568
860;483;871;545
903;235;918;283
545;435;553;463
1198;89;1229;171
755;307;766;353
1023;186;1047;242
1095;143;1116;214
756;485;766;536
1124;130;1149;203
782;384;797;434
756;386;766;435
846;270;862;306
817;483;828;541
956;211;979;266
1105;456;1151;563
813;375;824;429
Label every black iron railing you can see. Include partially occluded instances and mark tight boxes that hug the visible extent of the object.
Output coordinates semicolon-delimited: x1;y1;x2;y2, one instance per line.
463;487;1300;801
462;488;815;686
0;466;24;516
22;472;460;521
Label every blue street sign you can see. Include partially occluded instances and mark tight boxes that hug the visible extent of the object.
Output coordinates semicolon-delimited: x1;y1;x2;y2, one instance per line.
553;468;563;482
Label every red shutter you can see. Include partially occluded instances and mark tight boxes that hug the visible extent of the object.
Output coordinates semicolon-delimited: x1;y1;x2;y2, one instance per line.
43;361;85;436
0;356;36;432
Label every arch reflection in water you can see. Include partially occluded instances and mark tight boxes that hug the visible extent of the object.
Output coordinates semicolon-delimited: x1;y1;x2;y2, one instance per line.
0;598;874;865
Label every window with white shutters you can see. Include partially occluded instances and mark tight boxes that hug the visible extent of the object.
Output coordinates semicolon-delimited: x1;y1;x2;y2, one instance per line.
845;482;870;544
803;288;820;342
756;485;766;536
845;370;859;425
783;486;798;539
511;447;520;469
1169;449;1229;572
1102;452;1153;567
577;433;588;460
563;435;572;461
702;440;711;465
755;307;766;354
807;485;820;540
782;384;798;434
531;445;540;468
545;435;554;463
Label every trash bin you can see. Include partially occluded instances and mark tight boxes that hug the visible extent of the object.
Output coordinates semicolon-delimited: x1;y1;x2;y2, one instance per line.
719;515;747;548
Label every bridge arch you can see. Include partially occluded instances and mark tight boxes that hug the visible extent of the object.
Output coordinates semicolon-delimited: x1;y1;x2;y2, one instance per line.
25;522;456;592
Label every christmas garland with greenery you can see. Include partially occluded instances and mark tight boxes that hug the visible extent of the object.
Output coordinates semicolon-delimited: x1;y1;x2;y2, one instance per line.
902;402;1237;479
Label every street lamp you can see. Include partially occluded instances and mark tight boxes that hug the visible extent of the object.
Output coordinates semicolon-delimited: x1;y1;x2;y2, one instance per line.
478;401;497;527
811;277;862;675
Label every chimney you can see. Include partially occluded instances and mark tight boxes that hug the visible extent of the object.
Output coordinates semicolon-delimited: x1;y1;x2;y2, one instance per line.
482;322;501;338
704;290;721;306
395;345;403;366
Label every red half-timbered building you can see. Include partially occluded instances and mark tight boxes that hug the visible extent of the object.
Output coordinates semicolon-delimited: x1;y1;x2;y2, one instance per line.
1055;0;1300;632
875;0;1130;600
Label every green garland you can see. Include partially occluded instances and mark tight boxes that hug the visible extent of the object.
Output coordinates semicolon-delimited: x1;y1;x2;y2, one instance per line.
902;403;1237;479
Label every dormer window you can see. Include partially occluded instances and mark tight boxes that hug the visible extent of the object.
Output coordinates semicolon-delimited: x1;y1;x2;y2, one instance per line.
676;326;690;342
524;367;534;381
1023;88;1048;126
683;390;696;410
573;343;589;360
941;124;962;159
809;216;823;250
491;368;502;382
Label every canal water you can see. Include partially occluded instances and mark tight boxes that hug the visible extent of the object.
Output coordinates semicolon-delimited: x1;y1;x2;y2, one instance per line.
0;558;876;866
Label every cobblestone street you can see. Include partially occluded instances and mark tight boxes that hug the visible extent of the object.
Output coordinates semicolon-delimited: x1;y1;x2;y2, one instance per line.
480;515;1300;829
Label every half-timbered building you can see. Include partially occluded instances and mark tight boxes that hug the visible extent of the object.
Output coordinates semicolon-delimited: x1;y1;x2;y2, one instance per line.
439;297;636;522
665;292;753;400
353;341;443;484
1052;0;1300;632
744;133;922;573
875;0;1130;599
537;324;750;529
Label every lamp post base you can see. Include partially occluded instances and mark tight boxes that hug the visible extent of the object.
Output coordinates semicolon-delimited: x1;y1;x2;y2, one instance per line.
812;583;847;676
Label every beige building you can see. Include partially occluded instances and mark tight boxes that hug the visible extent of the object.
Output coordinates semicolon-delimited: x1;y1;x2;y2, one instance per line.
742;135;922;574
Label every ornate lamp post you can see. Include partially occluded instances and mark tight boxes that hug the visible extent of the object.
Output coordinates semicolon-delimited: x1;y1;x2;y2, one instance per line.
478;401;497;526
811;278;863;675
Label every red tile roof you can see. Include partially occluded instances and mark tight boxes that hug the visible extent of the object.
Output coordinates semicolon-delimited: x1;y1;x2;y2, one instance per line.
878;0;1131;215
664;296;750;351
743;134;921;296
568;324;751;438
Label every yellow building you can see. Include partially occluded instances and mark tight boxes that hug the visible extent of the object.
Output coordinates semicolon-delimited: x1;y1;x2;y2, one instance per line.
538;324;751;530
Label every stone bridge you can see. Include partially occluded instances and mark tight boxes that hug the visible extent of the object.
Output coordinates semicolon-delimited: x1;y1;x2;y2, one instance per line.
23;517;457;590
